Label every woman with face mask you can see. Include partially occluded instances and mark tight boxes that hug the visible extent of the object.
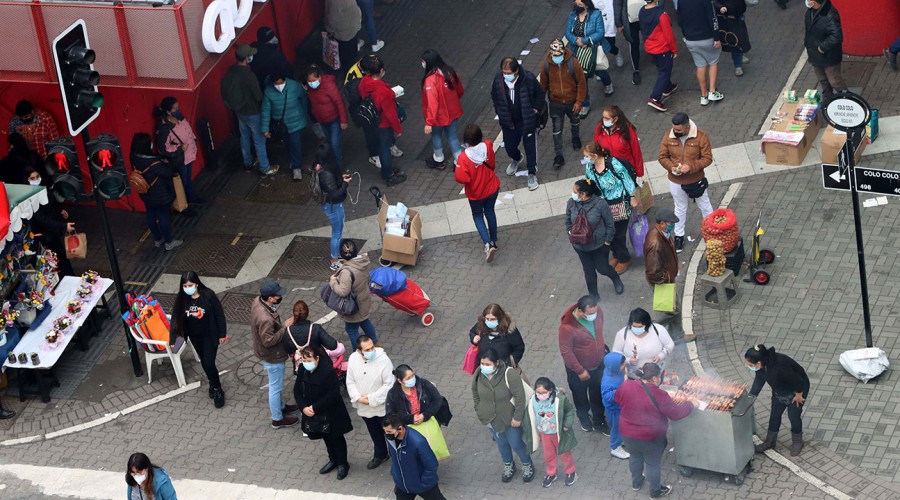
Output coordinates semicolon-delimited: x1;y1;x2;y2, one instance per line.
566;179;624;298
469;303;526;370
125;452;177;500
611;308;675;379
23;167;76;277
385;364;450;459
565;0;615;119
593;105;644;177
472;348;536;484
295;346;354;480
420;49;465;169
745;344;810;456
583;141;637;274
155;97;199;212
170;271;228;408
523;377;579;488
306;64;348;169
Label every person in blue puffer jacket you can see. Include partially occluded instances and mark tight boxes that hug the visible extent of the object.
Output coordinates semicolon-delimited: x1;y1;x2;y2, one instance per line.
382;413;446;499
564;1;614;118
261;71;309;181
125;453;177;500
601;351;630;461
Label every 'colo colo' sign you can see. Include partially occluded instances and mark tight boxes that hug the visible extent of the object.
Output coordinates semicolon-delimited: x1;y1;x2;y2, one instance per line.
202;0;267;54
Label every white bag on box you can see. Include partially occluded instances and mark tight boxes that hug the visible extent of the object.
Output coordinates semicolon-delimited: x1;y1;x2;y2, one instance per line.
395;202;408;219
839;347;889;383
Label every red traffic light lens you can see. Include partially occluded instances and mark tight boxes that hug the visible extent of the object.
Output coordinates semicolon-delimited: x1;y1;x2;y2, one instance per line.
89;147;118;169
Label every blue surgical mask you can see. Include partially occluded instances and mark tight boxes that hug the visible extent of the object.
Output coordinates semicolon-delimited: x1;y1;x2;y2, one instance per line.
503;73;516;82
183;286;197;296
480;365;495;376
804;0;812;8
303;361;317;372
584;312;598;322
404;376;417;388
747;365;761;372
571;193;580;202
551;55;564;65
363;350;377;360
485;319;499;329
580;157;592;166
666;223;675;232
308;80;320;89
631;326;646;334
603;120;614;128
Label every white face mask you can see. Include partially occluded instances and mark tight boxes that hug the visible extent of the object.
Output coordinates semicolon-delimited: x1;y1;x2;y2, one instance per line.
131;473;147;484
29;178;41;186
274;83;286;92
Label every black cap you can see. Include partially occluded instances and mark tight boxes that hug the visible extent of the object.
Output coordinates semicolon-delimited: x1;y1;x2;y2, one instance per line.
259;279;286;296
655;208;679;223
257;26;275;43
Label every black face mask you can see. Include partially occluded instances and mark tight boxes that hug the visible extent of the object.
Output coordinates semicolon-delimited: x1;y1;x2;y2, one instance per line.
673;131;685;138
386;432;401;443
574;4;586;13
273;297;283;305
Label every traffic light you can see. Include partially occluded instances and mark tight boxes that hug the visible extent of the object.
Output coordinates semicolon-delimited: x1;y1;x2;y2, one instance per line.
86;133;129;200
44;137;84;202
52;20;103;136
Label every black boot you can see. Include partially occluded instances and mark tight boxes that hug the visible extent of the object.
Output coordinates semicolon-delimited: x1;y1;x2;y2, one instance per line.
755;431;777;453
212;388;225;409
790;432;804;456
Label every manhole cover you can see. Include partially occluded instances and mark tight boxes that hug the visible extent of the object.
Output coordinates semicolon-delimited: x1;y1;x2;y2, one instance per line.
0;395;29;430
150;293;178;314
218;292;257;324
167;234;260;278
236;354;269;389
269;237;366;280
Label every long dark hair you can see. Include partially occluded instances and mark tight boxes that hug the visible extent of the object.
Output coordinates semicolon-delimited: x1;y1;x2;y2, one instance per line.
574;0;596;13
130;132;154;158
476;303;512;335
171;271;213;337
602;105;634;142
628;308;652;328
421;49;459;91
745;344;777;366
125;452;158;499
315;143;341;178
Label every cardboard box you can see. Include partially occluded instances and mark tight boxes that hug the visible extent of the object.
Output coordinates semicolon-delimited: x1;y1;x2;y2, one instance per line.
762;102;822;166
376;195;423;266
820;125;867;164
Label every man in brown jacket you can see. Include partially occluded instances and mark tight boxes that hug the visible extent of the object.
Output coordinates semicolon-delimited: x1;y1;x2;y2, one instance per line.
657;112;714;253
540;38;587;169
250;279;299;429
644;208;680;286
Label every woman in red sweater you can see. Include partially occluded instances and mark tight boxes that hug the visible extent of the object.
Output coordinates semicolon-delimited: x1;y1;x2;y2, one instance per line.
306;65;348;168
454;124;500;262
358;56;407;186
593;105;644;178
421;49;465;170
614;363;695;498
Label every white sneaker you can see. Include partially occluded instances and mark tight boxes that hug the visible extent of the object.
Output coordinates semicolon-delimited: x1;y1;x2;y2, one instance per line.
369;156;382;169
505;160;520;176
735;67;744;77
292;169;303;181
390;145;403;157
616;53;624;68
742;55;750;64
700;95;710;106
595;75;602;81
707;91;724;101
527;174;539;191
372;40;385;52
611;446;631;460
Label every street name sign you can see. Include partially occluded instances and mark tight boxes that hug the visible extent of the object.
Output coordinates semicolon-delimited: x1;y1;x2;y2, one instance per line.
855;167;900;197
822;163;849;191
823;93;870;131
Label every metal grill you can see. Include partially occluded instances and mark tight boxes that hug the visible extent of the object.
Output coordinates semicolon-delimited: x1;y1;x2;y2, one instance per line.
269;237;366;281
166;234;261;278
218;292;256;324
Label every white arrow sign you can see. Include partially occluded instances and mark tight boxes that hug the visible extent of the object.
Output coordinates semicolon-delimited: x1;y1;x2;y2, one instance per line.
830;170;844;183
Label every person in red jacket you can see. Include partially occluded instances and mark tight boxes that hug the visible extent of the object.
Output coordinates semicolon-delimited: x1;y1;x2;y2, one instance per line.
639;0;679;112
358;55;407;186
614;363;696;498
454;124;501;262
421;49;465;171
558;295;610;435
593;105;644;178
306;65;349;169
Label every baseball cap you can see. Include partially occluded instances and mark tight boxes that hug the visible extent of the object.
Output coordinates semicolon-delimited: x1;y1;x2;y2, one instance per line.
549;39;565;56
259;279;286;297
655;208;680;223
257;26;275;43
236;44;257;60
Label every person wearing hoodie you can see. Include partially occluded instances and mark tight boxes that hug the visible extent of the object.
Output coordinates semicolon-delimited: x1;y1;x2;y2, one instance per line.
383;413;446;500
346;335;395;470
539;39;587;170
566;179;625;297
249;26;291;89
469;303;526;368
714;0;750;76
307;65;348;169
639;0;678;112
523;377;579;488
611;308;675;378
455;124;501;261
420;49;465;170
472;348;535;484
329;239;377;350
261;71;310;181
358;55;407;186
557;295;610;435
616;362;696;498
676;0;725;106
125;453;177;500
601;352;630;460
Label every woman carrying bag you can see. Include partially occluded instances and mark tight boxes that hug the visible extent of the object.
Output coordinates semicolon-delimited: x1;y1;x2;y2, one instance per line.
385;364;451;460
565;0;614;119
583;141;637;274
566;179;624;298
469;303;526;376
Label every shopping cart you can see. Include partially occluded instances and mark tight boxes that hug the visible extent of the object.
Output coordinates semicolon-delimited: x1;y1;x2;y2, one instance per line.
744;210;776;285
369;267;435;326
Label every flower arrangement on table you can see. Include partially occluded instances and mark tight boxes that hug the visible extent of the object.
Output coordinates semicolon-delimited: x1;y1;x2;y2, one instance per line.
67;300;85;317
76;286;93;299
44;328;63;347
81;270;100;286
1;302;18;329
53;316;74;334
19;289;46;310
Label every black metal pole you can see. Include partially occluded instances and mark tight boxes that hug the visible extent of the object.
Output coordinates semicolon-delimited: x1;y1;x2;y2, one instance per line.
845;128;874;348
79;129;143;376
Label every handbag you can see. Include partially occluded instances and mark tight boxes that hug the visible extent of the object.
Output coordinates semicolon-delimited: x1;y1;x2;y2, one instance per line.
595;43;609;71
462;345;479;375
435;396;453;426
319;269;359;316
681;177;709;199
628;213;649;258
634;181;654;214
65;233;87;260
171;175;188;212
321;32;340;71
269;89;289;143
717;15;751;53
607;198;631;222
509;356;531;386
504;367;535;408
302;414;332;435
410;417;450;459
653;283;677;313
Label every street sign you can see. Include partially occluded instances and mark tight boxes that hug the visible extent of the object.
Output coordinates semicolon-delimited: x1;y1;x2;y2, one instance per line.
822;92;871;132
855;167;900;197
822;163;849;191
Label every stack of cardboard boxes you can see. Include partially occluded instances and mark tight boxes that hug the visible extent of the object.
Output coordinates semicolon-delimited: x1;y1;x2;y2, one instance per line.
761;90;823;166
376;196;423;266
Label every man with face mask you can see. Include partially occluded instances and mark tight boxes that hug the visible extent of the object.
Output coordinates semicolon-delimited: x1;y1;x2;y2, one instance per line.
644;208;679;287
383;413;446;500
250;279;300;429
250;26;292;90
8;99;59;158
558;295;610;435
222;44;277;176
539;39;587;170
346;335;395;470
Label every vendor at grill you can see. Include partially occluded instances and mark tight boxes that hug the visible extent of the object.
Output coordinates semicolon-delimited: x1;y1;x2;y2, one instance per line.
745;344;810;457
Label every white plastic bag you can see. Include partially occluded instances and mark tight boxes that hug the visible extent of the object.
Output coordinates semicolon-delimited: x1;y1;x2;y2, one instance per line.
839;347;889;383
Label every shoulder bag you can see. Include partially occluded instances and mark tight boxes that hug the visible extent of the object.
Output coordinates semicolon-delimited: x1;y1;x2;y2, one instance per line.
270;88;289;143
319;269;360;316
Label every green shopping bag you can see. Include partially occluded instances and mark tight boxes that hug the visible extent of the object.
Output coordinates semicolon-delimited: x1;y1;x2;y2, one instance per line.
410;417;450;460
653;283;677;312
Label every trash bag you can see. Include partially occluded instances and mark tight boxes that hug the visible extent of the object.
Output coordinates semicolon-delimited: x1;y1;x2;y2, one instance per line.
839;347;889;383
629;213;649;258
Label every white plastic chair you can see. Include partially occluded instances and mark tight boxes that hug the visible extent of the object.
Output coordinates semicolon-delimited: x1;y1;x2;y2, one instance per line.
127;324;200;388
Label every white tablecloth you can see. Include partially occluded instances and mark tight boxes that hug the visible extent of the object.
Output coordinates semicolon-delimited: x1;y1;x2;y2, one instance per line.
2;276;113;370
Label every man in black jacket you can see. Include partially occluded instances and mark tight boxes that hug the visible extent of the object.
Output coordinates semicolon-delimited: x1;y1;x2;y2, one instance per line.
490;57;545;192
250;27;292;90
804;0;846;98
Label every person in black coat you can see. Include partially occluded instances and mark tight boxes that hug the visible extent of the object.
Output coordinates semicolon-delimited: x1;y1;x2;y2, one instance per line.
250;26;292;90
804;0;846;97
745;344;811;457
1;133;44;184
469;303;526;367
296;345;353;480
282;300;339;363
385;364;443;426
23;167;76;277
130;133;182;251
490;57;545;189
315;144;353;271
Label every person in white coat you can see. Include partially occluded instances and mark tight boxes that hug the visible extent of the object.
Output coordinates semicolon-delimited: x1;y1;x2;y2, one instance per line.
345;335;395;470
593;0;624;69
611;308;675;379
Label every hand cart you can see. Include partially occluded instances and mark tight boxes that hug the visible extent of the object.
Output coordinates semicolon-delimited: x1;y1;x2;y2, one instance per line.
369;267;435;326
744;210;776;285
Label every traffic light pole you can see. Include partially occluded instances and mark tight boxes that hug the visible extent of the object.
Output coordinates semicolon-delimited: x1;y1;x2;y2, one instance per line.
80;129;142;377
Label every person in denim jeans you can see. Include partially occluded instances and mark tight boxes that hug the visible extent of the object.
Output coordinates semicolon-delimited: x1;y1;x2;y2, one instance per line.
454;124;501;262
261;72;309;181
315;145;351;270
358;56;408;187
420;49;465;170
356;0;384;52
330;240;378;351
472;349;536;484
307;65;348;168
221;44;276;176
249;279;300;429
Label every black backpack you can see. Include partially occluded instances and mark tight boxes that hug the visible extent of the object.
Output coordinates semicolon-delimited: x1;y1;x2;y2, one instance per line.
344;78;376;129
609;156;638;183
356;96;380;129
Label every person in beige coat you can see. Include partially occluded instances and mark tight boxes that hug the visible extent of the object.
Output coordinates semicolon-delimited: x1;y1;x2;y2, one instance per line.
329;239;377;350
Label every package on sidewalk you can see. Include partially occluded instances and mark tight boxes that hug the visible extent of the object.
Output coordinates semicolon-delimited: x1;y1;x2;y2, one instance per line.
377;195;423;266
761;101;822;166
820;125;868;164
839;347;889;383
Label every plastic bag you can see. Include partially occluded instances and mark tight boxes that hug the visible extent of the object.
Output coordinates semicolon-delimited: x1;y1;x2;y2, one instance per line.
462;345;479;375
628;213;649;258
839;347;889;383
410;417;450;460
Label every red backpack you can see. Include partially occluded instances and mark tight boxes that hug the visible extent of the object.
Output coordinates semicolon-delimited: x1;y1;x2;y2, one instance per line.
569;200;599;245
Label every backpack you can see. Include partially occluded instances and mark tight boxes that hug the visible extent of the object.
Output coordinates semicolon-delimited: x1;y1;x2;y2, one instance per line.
356;96;381;128
568;199;600;245
310;168;327;205
543;57;576;81
129;160;161;195
609;156;638;183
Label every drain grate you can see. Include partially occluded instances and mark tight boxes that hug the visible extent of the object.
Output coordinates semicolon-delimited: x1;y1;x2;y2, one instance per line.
150;293;178;314
167;234;260;278
218;292;258;324
269;236;366;281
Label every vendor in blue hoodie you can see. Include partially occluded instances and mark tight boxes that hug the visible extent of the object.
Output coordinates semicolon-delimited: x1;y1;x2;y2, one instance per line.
126;453;177;500
601;352;630;460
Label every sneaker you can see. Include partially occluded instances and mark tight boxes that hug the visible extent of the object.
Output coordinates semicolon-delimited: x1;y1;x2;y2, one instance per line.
611;446;631;460
212;388;225;409
662;84;678;98
369;156;382;169
633;475;646;491
579;420;593;432
271;415;299;429
154;240;163;249
390;144;403;157
674;236;684;253
522;462;535;483
616;53;624;67
651;485;673;498
700;95;710;106
553;155;565;169
357;39;365;51
385;173;407;186
542;474;558;488
372;40;385;52
735;67;744;77
578;106;590;119
261;164;280;177
565;472;578;486
283;404;300;415
604;84;615;96
596;421;612;436
632;71;642;85
506;160;520;176
572;136;582;150
527;174;539;191
708;91;724;102
425;158;447;170
595;75;603;81
292;169;303;181
647;98;667;112
485;244;497;263
164;239;183;251
742;55;750;64
502;462;517;483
